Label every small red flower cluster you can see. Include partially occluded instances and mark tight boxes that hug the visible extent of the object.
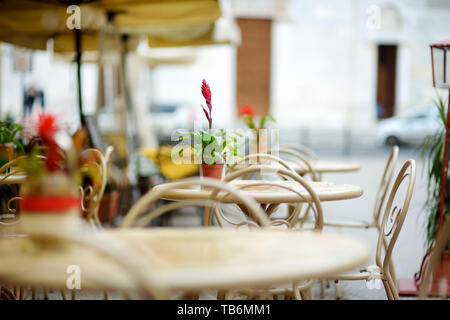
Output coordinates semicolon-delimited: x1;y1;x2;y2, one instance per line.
239;105;255;118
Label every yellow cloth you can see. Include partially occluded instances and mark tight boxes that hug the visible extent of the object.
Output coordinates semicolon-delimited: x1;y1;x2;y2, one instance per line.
140;146;198;181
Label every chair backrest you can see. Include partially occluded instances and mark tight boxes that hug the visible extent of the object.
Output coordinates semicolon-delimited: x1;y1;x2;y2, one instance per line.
120;177;270;228
226;153;296;175
373;146;399;225
280;144;319;161
419;216;450;299
376;160;415;286
224;165;323;230
270;147;320;181
79;146;114;228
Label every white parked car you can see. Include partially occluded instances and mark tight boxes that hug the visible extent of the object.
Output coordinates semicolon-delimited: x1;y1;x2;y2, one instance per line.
376;106;441;146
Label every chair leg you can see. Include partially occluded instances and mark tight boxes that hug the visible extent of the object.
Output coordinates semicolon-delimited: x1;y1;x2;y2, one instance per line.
382;280;394;300
71;290;76;300
32;288;37;300
333;280;341;300
217;291;226;300
60;290;66;300
103;291;109;300
43;288;49;300
20;287;26;300
319;280;325;298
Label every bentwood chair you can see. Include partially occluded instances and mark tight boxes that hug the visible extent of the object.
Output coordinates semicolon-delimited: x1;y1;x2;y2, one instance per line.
222;165;323;299
319;146;398;298
324;159;416;300
419;215;450;299
79;146;114;229
222;165;323;230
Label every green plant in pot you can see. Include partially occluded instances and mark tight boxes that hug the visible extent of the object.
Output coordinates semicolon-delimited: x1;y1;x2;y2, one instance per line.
418;95;450;293
0;119;24;172
182;80;240;180
239;104;276;154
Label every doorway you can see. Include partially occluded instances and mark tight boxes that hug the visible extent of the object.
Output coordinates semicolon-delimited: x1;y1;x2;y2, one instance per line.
376;44;397;119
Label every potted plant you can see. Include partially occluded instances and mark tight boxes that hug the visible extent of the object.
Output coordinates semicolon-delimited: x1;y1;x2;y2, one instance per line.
18;112;81;237
239;104;275;154
0;118;24;172
181;79;240;180
418;95;450;294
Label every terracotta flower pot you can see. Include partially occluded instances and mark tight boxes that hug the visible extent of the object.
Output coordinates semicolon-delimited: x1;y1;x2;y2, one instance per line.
201;163;224;180
430;250;450;295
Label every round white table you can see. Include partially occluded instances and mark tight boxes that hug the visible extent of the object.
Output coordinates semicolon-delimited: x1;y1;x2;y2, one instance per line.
154;180;363;204
0;228;370;295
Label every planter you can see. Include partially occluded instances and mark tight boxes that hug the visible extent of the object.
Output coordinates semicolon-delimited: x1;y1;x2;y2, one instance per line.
430;250;450;295
201;163;224;180
19;195;81;236
19;173;81;236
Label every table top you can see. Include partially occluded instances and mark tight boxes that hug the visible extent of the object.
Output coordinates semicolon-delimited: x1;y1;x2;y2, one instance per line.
154;180;363;204
0;228;370;292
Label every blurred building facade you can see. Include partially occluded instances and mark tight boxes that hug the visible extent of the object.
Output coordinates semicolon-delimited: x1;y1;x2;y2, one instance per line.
1;0;450;148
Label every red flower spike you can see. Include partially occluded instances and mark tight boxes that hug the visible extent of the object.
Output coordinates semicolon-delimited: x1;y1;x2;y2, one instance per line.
201;104;210;122
201;79;212;113
239;105;255;117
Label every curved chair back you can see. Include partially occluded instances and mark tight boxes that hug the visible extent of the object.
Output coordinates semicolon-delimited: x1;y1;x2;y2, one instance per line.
280;144;319;161
121;177;270;228
79;146;114;228
226;153;296;175
270;147;320;181
376;159;416;299
373;146;398;227
224;165;323;230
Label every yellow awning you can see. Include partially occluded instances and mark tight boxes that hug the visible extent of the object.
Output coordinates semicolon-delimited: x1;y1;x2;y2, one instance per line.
0;0;222;52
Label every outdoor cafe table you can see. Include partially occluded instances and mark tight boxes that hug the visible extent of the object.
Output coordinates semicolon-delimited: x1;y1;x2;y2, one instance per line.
153;180;363;225
0;228;370;296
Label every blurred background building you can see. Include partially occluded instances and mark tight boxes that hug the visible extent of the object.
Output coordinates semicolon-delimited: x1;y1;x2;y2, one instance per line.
1;0;449;150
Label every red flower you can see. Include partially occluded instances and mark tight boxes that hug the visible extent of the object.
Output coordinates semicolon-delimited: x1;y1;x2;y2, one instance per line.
201;79;212;113
239;105;255;117
201;79;213;129
36;112;60;172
